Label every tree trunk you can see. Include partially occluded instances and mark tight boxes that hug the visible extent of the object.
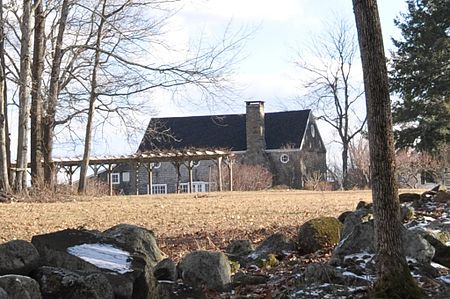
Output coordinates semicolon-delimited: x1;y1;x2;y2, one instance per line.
43;0;70;187
15;0;32;192
352;0;421;297
0;0;10;192
78;0;106;194
342;142;349;189
31;0;45;186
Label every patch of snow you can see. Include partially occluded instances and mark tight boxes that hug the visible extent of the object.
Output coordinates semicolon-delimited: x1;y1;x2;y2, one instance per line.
67;243;133;274
432;262;450;270
437;275;450;284
342;271;372;281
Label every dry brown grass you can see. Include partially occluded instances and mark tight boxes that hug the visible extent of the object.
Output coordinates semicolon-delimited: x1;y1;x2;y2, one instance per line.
1;189;421;258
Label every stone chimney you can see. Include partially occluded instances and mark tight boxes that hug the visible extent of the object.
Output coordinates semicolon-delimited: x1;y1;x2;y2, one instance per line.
245;101;266;164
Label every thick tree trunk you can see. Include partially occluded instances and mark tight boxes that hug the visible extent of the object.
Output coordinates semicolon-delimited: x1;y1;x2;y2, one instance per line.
31;0;45;185
0;0;10;192
43;0;69;187
352;0;421;297
15;0;32;192
78;0;106;194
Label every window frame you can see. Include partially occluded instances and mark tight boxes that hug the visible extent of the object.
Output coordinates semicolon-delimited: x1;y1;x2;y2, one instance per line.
111;173;120;185
280;153;290;164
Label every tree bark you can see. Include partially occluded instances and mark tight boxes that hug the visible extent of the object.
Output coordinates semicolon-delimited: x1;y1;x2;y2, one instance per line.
31;0;45;185
0;0;10;192
352;0;421;297
43;0;70;187
15;0;32;192
78;0;107;194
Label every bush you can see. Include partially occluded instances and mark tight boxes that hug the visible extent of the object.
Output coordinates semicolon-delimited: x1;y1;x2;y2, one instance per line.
223;163;272;191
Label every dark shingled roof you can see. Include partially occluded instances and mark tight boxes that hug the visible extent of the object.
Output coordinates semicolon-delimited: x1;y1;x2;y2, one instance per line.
138;109;311;152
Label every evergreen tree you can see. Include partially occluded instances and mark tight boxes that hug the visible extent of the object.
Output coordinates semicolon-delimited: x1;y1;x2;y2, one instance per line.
390;0;450;152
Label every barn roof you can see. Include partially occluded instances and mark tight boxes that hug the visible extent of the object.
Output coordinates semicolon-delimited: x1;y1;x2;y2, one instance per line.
138;109;312;152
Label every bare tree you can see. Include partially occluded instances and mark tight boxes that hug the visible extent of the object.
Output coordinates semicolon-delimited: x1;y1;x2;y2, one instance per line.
43;0;70;187
0;0;10;192
348;135;370;188
30;0;45;185
15;0;32;192
295;18;366;189
352;0;421;297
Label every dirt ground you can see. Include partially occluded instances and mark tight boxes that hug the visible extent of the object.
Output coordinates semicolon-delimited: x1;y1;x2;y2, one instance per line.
1;190;377;258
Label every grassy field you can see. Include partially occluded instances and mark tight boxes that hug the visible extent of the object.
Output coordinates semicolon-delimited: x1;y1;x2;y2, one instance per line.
0;190;378;257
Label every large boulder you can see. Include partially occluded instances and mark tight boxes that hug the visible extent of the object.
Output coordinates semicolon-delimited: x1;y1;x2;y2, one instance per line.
103;224;164;268
0;240;40;276
298;217;343;254
331;221;434;265
178;250;231;291
32;266;113;299
0;275;41;299
31;227;160;299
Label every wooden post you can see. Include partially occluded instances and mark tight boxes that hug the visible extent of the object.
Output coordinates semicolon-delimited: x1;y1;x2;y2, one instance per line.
135;162;140;195
188;161;193;193
147;162;153;195
175;162;181;194
108;164;113;196
229;159;233;192
217;156;223;192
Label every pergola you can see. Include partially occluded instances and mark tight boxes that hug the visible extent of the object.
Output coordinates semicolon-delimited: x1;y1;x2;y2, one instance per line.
52;149;234;195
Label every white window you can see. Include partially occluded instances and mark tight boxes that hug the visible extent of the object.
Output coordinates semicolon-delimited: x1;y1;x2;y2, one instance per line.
280;154;290;164
179;182;209;193
122;172;130;182
311;124;315;138
193;161;201;167
151;162;161;169
151;184;167;194
180;183;189;193
111;173;120;184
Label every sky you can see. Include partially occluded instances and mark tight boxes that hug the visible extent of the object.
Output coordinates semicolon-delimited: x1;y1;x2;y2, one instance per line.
52;0;409;160
152;0;407;116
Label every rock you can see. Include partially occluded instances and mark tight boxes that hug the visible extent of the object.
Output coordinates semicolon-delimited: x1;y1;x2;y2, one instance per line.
399;193;421;203
337;211;352;223
0;240;40;276
31;227;157;299
0;287;7;299
331;221;375;265
435;191;450;203
298;217;343;254
103;224;164;268
104;224;165;299
401;206;415;222
225;240;254;257
303;263;343;284
250;233;295;260
0;275;41;299
356;201;371;210
154;258;177;282
232;271;269;286
32;266;113;299
178;250;231;291
341;207;373;239
403;228;435;264
332;221;434;265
